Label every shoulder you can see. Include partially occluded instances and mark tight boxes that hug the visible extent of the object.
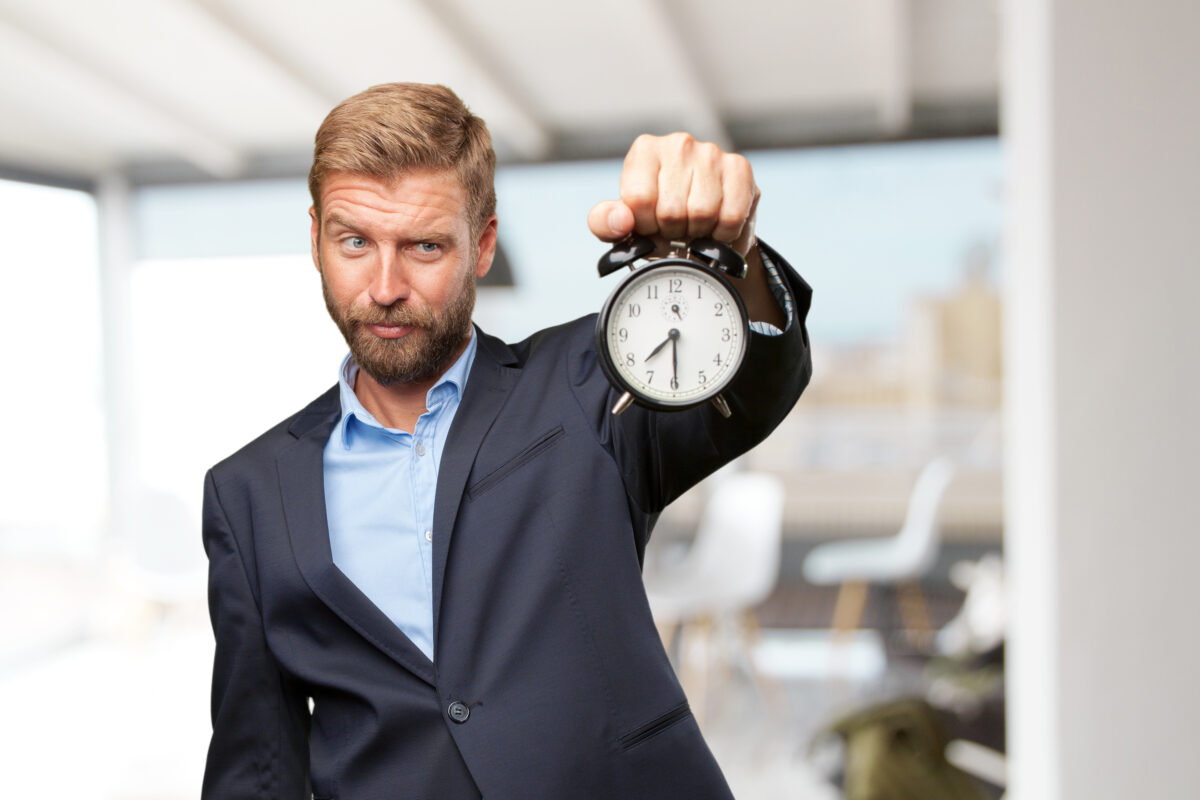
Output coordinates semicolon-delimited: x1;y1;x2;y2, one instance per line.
480;315;597;366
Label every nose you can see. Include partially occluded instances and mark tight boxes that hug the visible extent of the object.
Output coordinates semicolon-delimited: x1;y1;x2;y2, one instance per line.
369;249;410;306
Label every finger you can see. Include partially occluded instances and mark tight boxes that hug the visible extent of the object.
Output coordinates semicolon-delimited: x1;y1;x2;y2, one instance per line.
731;187;760;256
587;200;636;242
619;135;662;237
655;144;693;241
685;143;725;239
711;153;757;245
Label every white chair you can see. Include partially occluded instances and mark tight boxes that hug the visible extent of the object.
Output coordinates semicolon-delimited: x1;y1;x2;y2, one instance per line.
645;472;786;717
802;457;957;643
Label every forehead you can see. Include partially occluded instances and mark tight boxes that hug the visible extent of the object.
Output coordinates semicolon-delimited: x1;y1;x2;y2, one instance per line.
318;168;469;232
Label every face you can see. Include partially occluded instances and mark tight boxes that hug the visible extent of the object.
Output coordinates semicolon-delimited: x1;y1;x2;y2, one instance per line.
311;168;497;387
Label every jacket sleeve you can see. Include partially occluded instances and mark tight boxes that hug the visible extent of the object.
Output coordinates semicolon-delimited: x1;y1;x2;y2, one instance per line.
201;469;311;799
597;240;813;515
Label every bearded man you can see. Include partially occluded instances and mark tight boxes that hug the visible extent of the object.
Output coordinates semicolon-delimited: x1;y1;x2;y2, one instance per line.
202;82;811;800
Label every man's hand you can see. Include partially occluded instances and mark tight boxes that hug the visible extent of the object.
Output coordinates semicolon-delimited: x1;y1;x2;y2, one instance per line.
587;133;760;257
588;133;784;329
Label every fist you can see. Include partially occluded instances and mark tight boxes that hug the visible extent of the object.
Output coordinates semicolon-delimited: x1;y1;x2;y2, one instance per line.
588;133;760;256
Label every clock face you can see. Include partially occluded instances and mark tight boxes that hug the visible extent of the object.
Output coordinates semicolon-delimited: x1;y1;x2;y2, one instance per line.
599;261;748;408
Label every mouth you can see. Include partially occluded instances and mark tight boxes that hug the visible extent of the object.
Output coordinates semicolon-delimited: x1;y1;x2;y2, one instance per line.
365;323;416;339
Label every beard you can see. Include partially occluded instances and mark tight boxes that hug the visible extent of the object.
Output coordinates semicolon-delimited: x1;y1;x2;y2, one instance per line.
321;263;476;387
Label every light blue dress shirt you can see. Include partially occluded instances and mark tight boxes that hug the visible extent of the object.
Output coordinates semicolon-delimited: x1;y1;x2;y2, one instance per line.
323;331;477;661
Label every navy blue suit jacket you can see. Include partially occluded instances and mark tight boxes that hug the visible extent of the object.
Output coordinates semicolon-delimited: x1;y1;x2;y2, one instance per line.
201;247;812;799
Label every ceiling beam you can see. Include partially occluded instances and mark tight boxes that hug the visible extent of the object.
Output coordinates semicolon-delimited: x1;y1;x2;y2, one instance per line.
404;0;551;160
184;0;345;110
643;0;733;151
0;3;244;178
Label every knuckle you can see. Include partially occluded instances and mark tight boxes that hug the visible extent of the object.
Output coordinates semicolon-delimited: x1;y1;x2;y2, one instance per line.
657;200;687;224
621;186;656;210
630;133;660;154
665;131;696;153
688;197;720;221
697;141;723;165
724;153;753;178
718;208;746;230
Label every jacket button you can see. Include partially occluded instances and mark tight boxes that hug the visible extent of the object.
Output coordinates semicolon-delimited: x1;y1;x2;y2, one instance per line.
447;701;470;723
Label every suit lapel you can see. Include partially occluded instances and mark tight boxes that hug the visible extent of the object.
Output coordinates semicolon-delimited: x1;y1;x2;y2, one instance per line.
276;386;437;686
431;329;519;641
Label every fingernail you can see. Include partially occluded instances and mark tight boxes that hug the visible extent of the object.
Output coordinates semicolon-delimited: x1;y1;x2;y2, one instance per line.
608;208;624;235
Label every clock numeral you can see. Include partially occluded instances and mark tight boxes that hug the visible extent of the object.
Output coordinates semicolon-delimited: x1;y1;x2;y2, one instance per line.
646;370;655;384
698;370;707;384
646;285;658;300
697;284;703;299
714;302;724;316
628;303;641;318
618;327;628;342
669;377;679;390
721;328;731;342
669;278;682;293
713;354;723;366
625;353;635;367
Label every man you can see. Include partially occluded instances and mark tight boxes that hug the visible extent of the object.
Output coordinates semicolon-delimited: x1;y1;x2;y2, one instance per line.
202;82;811;799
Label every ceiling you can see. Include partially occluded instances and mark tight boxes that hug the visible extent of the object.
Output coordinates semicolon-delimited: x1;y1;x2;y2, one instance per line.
0;0;999;188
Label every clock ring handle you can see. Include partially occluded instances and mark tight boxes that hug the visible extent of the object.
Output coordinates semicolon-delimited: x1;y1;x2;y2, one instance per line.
597;234;657;277
687;238;748;280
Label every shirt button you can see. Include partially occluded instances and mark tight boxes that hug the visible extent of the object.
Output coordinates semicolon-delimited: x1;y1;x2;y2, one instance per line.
414;443;426;456
425;530;433;542
447;701;470;723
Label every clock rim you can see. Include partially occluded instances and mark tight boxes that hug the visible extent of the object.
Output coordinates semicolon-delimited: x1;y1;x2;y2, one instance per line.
593;258;750;412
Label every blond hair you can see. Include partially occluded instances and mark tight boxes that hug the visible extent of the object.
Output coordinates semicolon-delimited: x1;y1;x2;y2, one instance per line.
309;83;496;235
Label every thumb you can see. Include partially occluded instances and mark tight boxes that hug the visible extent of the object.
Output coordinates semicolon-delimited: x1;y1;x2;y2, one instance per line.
587;200;635;242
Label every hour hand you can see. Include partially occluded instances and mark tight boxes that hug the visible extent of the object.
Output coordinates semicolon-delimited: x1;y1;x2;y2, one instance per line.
643;328;681;363
644;335;671;362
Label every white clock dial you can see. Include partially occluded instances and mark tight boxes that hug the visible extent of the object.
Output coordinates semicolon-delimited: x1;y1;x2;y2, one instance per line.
604;265;747;406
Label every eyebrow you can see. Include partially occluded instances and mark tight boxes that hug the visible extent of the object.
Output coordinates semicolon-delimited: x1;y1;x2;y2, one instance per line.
322;212;456;242
323;213;361;233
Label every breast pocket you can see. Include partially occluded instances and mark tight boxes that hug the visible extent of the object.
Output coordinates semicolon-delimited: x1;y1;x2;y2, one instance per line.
466;425;566;500
619;702;694;751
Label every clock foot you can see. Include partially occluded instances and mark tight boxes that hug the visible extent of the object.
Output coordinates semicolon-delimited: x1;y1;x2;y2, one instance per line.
711;394;732;418
611;392;635;415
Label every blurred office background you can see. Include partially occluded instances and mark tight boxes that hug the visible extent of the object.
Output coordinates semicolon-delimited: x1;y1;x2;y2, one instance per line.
0;1;1195;798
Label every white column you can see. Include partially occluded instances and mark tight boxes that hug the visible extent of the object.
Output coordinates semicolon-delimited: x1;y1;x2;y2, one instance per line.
96;172;138;540
1004;2;1200;798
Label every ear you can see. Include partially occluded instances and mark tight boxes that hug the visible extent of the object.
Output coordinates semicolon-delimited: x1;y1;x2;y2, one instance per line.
474;215;499;279
309;207;321;272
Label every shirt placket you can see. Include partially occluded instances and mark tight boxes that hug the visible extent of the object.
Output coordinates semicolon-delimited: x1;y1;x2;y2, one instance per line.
410;409;438;608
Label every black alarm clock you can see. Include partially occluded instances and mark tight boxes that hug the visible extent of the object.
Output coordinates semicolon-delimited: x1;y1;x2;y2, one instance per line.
594;235;749;417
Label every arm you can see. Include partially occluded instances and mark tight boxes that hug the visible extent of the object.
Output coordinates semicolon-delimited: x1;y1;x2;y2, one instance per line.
201;469;310;799
583;133;811;515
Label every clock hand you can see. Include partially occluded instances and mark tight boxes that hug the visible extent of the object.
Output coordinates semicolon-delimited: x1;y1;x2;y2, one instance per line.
644;335;672;362
671;304;682;319
671;334;678;381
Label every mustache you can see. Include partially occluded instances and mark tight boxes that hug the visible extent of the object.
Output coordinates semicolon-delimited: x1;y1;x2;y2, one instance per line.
343;302;435;328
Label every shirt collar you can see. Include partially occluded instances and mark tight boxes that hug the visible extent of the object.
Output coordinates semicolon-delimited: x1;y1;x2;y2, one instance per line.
333;328;478;449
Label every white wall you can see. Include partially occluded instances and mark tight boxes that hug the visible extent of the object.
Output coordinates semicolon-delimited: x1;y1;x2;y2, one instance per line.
1005;1;1200;797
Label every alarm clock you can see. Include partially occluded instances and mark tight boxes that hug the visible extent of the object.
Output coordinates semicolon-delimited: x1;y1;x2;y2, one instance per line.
594;235;750;417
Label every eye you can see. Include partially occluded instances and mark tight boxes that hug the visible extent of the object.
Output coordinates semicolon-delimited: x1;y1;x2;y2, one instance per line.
346;236;367;249
415;242;439;254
